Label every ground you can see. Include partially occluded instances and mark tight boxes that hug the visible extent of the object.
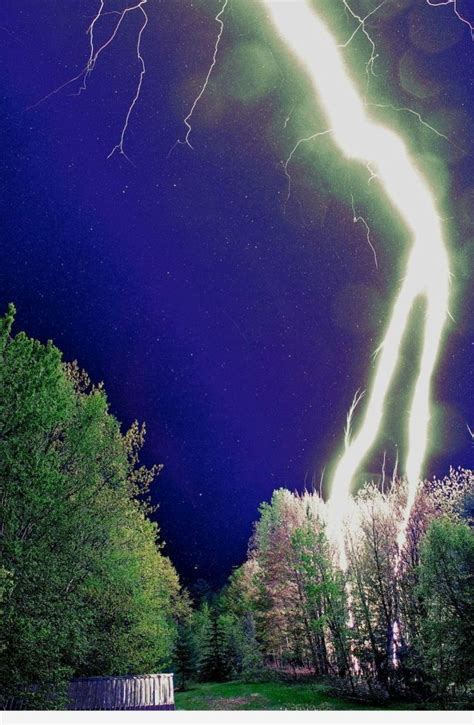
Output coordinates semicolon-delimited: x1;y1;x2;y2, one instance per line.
174;680;417;711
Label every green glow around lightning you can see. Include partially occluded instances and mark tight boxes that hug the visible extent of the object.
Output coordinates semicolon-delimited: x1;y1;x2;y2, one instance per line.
262;0;451;564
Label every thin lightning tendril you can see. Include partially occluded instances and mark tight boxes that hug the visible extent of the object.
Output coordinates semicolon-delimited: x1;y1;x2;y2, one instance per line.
366;161;378;185
262;0;451;566
108;1;148;161
366;102;468;158
283;105;295;129
344;389;365;450
319;466;326;497
283;129;332;210
169;0;228;155
366;103;451;143
79;0;109;95
392;445;399;484
426;0;474;39
381;450;386;492
351;193;378;269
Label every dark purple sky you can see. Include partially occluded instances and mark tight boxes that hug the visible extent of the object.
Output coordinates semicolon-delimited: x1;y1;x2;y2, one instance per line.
1;0;473;586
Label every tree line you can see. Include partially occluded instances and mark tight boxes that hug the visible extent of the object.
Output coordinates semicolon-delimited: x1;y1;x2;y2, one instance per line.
0;306;188;707
175;471;473;705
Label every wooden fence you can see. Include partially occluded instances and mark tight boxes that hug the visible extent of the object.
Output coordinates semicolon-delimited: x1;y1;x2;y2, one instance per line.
68;674;175;710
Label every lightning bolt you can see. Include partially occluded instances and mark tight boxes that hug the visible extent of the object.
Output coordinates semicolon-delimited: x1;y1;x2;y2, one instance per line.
169;0;228;154
262;1;451;565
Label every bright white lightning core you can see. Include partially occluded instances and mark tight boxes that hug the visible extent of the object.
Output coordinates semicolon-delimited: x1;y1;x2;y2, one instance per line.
262;1;450;562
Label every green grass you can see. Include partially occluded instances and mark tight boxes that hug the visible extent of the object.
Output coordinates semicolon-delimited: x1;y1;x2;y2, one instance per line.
175;680;382;711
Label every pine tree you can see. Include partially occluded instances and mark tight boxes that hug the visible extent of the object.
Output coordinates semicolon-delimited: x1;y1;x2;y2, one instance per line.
175;621;195;690
199;608;230;682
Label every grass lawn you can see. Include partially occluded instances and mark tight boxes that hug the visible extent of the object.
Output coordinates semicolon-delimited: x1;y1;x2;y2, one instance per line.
175;680;385;710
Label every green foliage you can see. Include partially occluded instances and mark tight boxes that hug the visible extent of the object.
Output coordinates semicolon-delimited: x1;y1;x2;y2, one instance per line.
291;523;352;681
173;594;266;686
0;307;182;707
237;612;267;681
198;606;232;682
175;620;196;690
346;485;401;689
416;517;474;697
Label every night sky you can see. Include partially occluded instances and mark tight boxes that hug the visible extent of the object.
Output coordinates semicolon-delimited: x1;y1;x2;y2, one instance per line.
1;0;473;587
